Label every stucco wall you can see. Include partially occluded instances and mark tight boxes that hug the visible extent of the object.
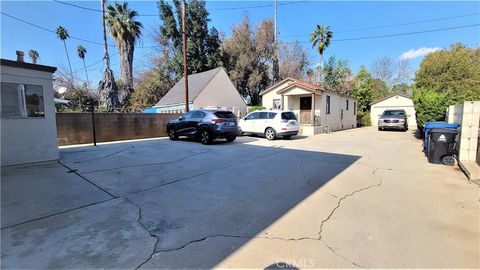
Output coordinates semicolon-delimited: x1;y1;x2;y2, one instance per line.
370;95;417;127
56;113;181;146
1;65;59;166
193;69;247;117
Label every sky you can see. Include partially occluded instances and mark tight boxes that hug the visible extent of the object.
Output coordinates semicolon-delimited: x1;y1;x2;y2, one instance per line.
1;1;479;86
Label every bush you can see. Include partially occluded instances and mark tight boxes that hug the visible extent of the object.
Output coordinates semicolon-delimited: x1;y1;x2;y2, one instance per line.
412;87;452;128
357;111;371;127
248;105;264;113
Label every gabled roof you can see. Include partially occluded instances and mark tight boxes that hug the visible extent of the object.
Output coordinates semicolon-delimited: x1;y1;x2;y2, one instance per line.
260;78;324;96
370;93;412;105
155;67;222;107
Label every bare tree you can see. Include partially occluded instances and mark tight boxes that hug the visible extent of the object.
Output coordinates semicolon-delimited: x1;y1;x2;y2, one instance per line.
278;41;310;80
371;56;411;88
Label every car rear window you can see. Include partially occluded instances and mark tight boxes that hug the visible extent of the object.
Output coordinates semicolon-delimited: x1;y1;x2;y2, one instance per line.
281;112;297;120
214;111;236;119
383;110;405;116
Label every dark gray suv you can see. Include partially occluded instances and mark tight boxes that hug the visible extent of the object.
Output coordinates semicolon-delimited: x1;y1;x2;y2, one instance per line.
166;110;239;144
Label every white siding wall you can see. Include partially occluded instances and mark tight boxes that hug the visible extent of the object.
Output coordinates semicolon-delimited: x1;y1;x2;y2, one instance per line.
318;93;357;131
193;69;247;117
1;65;59;166
261;87;357;133
370;95;417;127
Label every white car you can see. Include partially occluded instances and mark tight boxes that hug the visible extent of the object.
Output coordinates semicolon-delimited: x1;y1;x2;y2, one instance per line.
238;110;299;140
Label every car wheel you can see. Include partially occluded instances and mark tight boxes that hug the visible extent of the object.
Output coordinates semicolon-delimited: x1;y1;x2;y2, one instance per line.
226;135;236;142
378;127;382;131
283;135;292;139
265;128;276;140
168;128;178;140
199;129;213;145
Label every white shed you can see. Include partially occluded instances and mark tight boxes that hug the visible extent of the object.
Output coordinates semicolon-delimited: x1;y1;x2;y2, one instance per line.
370;94;417;127
1;52;59;166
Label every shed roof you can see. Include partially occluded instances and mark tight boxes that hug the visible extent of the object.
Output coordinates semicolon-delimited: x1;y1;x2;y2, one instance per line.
370;93;412;105
260;78;324;96
0;59;57;73
155;67;222;107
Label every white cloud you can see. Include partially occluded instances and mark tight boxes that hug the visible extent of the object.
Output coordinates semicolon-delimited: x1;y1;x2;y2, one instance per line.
400;47;441;60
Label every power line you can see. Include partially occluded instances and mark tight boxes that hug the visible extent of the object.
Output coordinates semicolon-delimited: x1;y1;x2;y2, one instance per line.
280;12;480;38
53;0;311;15
1;11;161;49
285;24;480;43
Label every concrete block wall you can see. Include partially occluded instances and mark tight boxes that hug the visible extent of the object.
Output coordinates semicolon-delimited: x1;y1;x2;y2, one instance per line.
447;101;480;162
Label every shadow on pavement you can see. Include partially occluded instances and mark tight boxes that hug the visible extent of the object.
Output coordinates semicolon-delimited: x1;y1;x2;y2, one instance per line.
1;137;360;269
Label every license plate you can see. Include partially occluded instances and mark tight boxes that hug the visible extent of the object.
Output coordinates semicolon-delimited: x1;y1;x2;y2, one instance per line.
226;121;235;126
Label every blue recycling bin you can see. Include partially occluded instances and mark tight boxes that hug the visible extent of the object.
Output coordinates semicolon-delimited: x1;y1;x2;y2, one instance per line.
423;122;460;154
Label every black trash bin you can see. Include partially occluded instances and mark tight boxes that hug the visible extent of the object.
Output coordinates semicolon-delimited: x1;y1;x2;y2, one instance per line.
428;128;459;165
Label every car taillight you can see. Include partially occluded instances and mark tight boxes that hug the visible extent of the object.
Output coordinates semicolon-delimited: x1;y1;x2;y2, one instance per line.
282;128;288;130
212;119;224;124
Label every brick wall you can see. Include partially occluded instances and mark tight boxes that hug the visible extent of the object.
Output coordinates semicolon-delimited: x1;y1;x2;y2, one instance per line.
56;113;181;146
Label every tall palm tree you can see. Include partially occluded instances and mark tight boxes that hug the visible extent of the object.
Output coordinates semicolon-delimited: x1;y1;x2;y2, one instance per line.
105;1;142;105
310;25;333;83
56;26;74;83
28;50;39;64
98;0;120;112
76;45;90;86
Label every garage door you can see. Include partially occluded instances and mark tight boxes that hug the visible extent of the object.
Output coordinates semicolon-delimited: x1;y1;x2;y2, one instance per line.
370;95;417;127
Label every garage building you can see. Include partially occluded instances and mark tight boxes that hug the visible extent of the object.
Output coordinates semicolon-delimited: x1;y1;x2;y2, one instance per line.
370;94;417;128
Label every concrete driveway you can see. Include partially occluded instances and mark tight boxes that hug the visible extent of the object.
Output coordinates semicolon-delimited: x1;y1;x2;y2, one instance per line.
1;127;478;269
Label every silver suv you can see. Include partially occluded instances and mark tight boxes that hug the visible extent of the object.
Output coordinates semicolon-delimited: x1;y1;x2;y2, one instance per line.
378;109;408;131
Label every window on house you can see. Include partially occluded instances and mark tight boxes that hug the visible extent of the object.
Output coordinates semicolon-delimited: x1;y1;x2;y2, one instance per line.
300;96;312;110
272;99;281;109
326;95;331;114
1;83;44;118
354;101;357;115
24;84;44;117
346;100;349;110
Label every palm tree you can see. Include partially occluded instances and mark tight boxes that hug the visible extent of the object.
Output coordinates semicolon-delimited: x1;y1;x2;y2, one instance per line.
28;50;39;64
98;0;120;112
76;45;90;86
56;26;74;83
310;25;333;83
105;1;142;106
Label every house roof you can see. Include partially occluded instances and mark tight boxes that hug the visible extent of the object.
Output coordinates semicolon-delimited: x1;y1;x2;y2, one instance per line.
0;59;57;73
260;78;324;96
370;93;412;105
155;67;222;107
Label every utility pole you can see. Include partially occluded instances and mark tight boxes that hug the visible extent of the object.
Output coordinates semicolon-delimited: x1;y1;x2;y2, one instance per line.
272;0;279;83
182;0;189;112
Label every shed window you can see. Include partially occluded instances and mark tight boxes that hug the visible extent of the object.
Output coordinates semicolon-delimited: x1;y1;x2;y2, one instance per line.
326;95;331;114
1;83;44;118
346;100;349;110
354;102;357;115
300;96;312;110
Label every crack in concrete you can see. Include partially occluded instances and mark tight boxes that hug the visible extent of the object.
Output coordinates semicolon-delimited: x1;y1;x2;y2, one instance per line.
132;167;385;269
124;198;160;270
81;150;211;174
73;146;134;163
297;156;315;188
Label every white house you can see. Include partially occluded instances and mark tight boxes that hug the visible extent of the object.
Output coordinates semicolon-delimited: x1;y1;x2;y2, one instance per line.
260;78;357;135
154;67;247;117
1;52;58;166
370;94;417;127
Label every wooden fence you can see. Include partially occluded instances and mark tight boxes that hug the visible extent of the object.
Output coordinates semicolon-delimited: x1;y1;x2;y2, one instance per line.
56;112;181;146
